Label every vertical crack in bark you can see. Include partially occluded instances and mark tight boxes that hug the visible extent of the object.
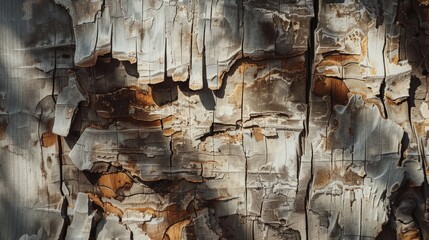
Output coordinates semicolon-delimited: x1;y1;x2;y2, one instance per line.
402;76;421;166
49;30;70;238
57;135;70;240
237;1;248;234
240;61;248;229
304;143;314;240
399;132;409;166
305;48;311;139
37;108;44;180
380;29;388;119
160;39;174;178
304;0;318;238
50;16;59;104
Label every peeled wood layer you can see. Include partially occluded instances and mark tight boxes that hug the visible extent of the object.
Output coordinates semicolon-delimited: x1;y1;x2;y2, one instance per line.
0;0;429;239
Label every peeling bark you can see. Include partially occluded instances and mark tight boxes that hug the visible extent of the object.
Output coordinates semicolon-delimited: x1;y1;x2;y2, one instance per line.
1;0;429;239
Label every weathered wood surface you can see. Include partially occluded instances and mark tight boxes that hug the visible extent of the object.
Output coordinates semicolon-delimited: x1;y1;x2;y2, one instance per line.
0;0;429;239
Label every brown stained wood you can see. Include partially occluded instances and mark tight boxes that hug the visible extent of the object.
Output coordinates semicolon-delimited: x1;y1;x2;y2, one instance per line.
0;118;7;140
126;205;194;240
41;132;57;147
398;230;421;240
313;77;350;106
312;165;363;189
228;83;244;107
253;127;264;142
164;219;191;240
97;172;133;199
41;120;57;147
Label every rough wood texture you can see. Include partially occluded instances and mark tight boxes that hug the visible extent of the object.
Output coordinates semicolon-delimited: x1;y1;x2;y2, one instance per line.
1;0;429;239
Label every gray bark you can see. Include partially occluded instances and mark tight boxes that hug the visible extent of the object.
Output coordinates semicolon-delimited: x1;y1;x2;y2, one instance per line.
0;0;428;239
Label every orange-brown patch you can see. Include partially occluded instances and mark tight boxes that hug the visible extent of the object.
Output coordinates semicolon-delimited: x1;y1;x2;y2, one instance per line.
237;61;260;74
253;127;264;142
117;117;162;128
222;132;243;143
41;132;57;147
163;128;178;136
391;54;399;65
162;115;175;124
313;77;350;106
322;68;337;75
162;116;177;136
228;83;244;107
134;87;157;108
412;121;429;137
41;120;57;147
0;118;7;140
141;119;162;128
281;57;306;73
164;219;191;240
97;172;133;199
313;166;363;188
313;168;331;188
398;228;421;240
127;205;193;240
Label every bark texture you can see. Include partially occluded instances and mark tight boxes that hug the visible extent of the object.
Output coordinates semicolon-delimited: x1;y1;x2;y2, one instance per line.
0;0;428;239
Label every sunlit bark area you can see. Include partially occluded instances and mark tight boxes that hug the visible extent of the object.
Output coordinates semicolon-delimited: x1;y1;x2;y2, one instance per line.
0;0;428;239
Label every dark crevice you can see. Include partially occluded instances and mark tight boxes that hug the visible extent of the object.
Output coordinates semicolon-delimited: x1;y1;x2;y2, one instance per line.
83;170;103;185
163;121;174;180
379;78;388;118
304;0;318;239
376;0;385;28
52;44;57;104
305;39;312;138
407;76;421;153
151;77;179;106
122;61;138;78
58;197;70;240
196;122;241;142
304;144;314;240
375;213;397;239
88;214;101;240
53;37;69;237
379;30;388;119
408;76;421;110
58;135;70;240
398;132;409;166
163;30;168;83
237;0;248;233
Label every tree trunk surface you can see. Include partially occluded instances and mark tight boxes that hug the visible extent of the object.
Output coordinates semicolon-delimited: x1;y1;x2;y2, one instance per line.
0;0;428;239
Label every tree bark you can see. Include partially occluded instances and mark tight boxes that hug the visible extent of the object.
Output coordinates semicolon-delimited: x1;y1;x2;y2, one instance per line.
0;0;428;239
